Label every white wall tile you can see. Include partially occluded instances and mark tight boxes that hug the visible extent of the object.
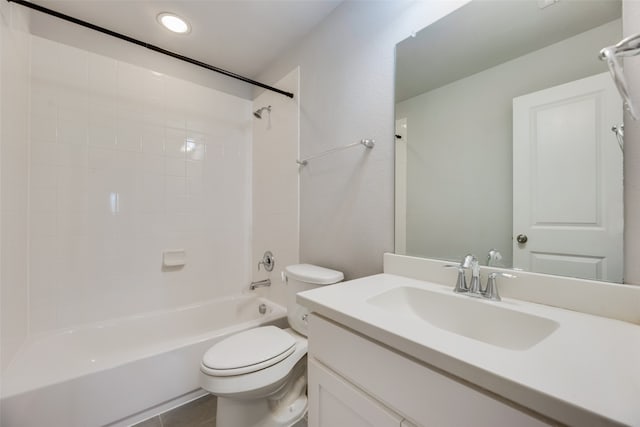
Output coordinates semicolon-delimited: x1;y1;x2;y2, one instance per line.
165;128;188;158
31;117;57;143
141;125;165;154
30;212;57;238
0;163;29;371
57;119;87;146
30;186;58;213
88;146;118;169
57;143;88;168
165;157;186;177
116;121;143;152
22;36;253;333
88;53;117;96
114;150;138;171
49;42;88;87
186;160;203;178
165;176;187;197
30;81;58;121
30;164;57;187
88;123;117;148
136;173;165;214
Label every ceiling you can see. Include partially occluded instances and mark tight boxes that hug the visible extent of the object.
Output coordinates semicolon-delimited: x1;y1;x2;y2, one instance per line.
395;0;622;102
29;0;342;79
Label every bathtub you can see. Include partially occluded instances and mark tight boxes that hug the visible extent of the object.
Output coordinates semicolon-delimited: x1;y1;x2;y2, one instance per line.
0;294;287;427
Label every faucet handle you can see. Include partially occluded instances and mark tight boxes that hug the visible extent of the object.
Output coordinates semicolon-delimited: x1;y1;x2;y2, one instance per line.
461;254;477;269
257;251;275;272
483;272;516;301
486;249;502;267
444;264;468;293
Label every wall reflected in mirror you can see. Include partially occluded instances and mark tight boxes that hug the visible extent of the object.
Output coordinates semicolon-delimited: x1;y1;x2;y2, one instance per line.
394;0;624;283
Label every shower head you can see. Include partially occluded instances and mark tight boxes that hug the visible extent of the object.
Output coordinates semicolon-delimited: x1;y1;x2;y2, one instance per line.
253;105;271;119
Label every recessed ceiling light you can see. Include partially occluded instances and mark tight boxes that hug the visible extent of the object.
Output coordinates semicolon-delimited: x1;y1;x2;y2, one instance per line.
157;12;190;34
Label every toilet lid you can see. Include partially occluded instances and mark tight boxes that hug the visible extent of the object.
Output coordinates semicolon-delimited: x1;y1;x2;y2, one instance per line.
202;326;296;376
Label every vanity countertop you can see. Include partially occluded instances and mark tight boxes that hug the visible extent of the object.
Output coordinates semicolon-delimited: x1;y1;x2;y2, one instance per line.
297;273;640;427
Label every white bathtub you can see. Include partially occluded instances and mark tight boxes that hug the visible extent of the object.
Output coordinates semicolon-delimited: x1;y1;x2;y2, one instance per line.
0;294;287;427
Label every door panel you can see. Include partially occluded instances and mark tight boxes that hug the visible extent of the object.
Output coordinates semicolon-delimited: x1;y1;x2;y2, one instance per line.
513;72;623;282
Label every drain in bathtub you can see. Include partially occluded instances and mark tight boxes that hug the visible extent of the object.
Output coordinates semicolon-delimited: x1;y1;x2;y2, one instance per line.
259;303;267;315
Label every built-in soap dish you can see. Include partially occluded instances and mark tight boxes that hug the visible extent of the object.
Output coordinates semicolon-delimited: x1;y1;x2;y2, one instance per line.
163;249;186;268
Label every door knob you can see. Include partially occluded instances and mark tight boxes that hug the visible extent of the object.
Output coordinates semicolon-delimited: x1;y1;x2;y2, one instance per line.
516;234;528;244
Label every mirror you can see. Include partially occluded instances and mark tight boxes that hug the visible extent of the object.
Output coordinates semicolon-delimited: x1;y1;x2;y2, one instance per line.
395;0;624;283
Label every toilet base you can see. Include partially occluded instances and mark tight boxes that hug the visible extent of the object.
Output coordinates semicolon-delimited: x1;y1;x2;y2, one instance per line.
215;357;308;427
216;393;307;427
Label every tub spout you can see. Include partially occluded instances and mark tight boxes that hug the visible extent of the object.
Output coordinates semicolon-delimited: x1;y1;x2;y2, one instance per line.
249;279;271;290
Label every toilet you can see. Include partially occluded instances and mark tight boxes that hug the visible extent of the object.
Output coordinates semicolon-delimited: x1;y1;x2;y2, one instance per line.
200;264;344;427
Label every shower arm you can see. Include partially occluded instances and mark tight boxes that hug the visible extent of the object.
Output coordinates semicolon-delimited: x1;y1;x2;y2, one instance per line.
296;139;375;166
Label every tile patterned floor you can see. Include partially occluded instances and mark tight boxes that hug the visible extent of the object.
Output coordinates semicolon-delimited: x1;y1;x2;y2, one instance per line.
133;394;308;427
133;395;216;427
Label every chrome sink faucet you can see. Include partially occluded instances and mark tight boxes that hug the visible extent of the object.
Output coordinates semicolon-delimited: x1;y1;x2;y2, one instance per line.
444;254;477;293
444;254;515;301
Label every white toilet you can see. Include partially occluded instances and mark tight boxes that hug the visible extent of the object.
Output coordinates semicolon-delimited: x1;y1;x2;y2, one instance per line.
200;264;344;427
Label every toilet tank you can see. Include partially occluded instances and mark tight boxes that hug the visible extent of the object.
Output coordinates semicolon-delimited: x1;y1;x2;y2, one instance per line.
284;264;343;336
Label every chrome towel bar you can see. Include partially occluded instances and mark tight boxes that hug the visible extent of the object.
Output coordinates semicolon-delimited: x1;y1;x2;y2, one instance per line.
297;139;375;166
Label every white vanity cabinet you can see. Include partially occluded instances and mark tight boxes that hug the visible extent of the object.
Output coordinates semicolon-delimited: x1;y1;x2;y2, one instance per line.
307;314;552;427
308;358;404;427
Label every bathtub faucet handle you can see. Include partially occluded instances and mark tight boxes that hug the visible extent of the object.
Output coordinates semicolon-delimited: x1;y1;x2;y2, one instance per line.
257;251;275;272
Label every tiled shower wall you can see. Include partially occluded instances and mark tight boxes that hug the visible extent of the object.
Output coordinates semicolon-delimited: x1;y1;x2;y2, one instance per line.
24;36;252;334
1;6;30;371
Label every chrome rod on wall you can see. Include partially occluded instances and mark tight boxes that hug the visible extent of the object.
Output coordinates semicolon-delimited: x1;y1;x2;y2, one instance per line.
297;139;375;166
7;0;295;99
611;124;624;152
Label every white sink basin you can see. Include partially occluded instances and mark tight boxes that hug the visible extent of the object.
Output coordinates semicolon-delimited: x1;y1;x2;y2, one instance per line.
367;286;559;350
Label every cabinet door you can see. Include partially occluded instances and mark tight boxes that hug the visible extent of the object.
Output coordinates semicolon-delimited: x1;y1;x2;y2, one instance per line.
308;358;403;427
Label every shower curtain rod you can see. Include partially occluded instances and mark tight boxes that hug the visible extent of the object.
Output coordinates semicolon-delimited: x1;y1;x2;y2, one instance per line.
7;0;295;99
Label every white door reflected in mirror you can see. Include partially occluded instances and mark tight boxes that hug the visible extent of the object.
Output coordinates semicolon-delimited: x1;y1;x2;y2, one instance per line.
513;72;623;282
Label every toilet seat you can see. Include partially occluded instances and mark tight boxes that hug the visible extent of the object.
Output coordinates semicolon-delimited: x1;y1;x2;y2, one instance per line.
202;326;296;376
200;328;308;399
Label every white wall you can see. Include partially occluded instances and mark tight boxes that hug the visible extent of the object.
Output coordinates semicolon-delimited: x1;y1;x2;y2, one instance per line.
623;1;640;284
396;20;620;267
27;7;252;100
251;68;300;307
257;0;640;286
0;4;30;371
256;0;468;280
19;35;252;334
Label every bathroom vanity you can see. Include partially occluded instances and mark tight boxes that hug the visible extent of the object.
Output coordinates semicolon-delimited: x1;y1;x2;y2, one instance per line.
298;254;640;427
306;314;547;427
